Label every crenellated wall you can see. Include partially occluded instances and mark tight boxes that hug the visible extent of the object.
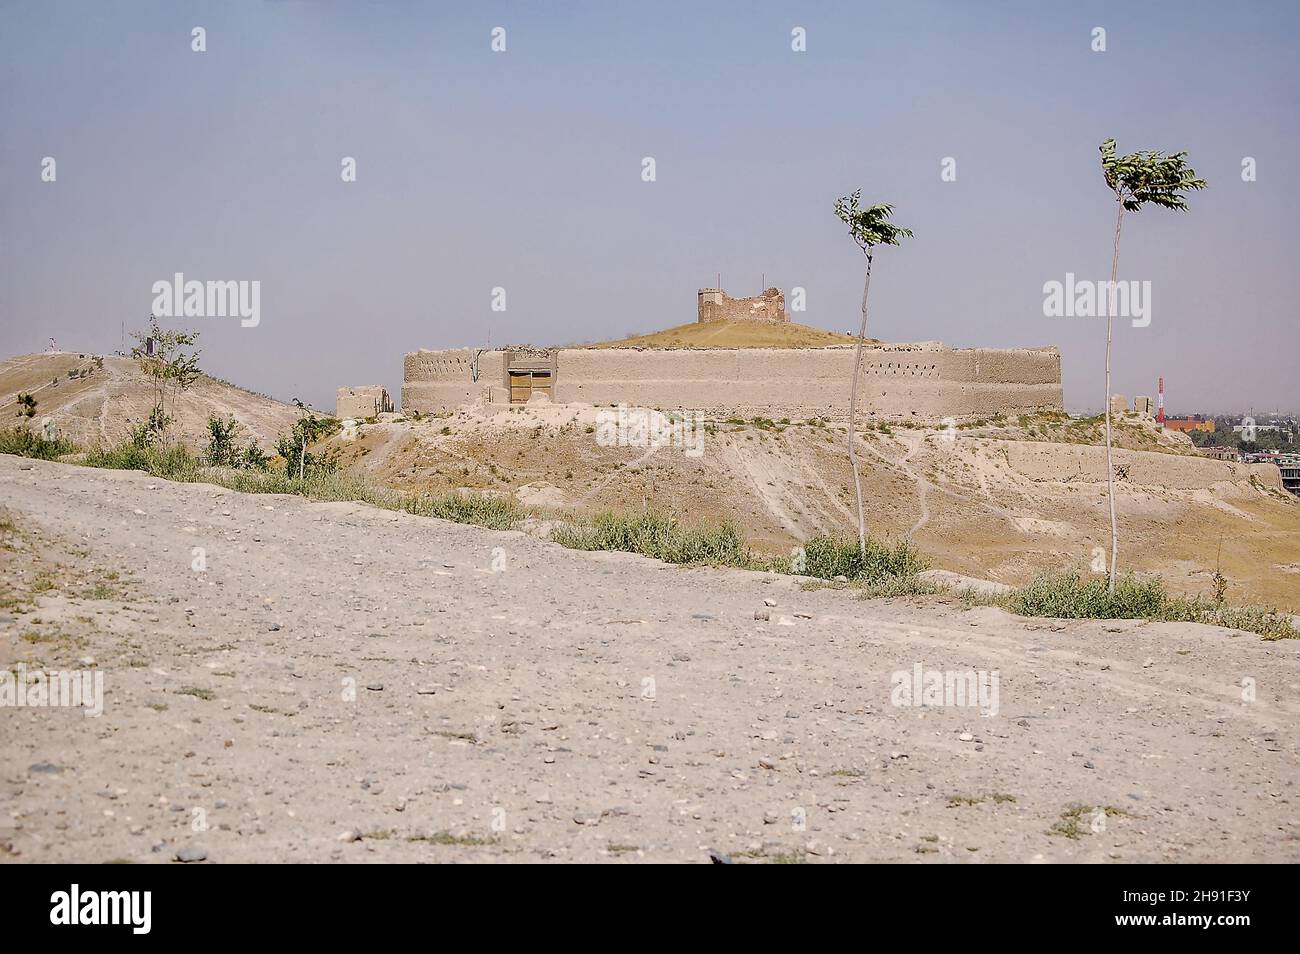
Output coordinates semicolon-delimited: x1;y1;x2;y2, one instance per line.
401;348;507;410
402;343;1063;421
550;345;1060;418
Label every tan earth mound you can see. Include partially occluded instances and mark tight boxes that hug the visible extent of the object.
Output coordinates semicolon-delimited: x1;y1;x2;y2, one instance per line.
588;319;868;349
0;352;305;449
332;407;1300;610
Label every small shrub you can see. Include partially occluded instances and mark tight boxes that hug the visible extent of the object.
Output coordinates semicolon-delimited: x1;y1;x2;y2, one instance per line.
275;412;341;477
1011;571;1166;620
551;510;751;567
238;443;271;470
83;441;199;480
205;415;240;466
983;569;1297;639
0;428;77;460
205;415;269;469
794;534;927;584
129;404;171;449
399;491;522;530
856;574;943;598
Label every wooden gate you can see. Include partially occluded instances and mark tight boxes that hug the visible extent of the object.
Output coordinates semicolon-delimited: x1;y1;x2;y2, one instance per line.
509;371;532;404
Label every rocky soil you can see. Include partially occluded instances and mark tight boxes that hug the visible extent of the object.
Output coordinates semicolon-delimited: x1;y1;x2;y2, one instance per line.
1;455;1297;863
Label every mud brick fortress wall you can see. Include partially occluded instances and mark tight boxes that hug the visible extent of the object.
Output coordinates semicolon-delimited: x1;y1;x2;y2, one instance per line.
336;385;393;419
403;343;1063;421
402;349;508;409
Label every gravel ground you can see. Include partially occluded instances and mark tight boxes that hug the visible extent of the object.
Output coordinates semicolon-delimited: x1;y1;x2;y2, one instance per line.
1;455;1297;863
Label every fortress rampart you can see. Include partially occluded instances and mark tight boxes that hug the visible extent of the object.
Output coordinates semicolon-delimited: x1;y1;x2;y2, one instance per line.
402;343;1063;421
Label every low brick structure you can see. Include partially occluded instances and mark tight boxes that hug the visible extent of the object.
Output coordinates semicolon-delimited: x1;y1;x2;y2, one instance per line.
336;385;392;420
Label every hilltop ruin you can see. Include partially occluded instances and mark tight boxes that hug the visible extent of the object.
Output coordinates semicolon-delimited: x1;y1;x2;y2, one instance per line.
401;287;1063;421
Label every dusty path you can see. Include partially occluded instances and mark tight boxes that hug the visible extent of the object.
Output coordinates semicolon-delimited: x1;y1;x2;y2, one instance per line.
896;431;933;541
1;456;1297;863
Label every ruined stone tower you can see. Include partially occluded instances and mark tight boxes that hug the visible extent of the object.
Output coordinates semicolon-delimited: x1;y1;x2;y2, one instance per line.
697;287;788;323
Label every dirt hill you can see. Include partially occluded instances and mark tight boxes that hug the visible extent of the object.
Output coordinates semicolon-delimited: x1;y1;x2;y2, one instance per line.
588;319;867;349
0;352;305;449
331;407;1300;611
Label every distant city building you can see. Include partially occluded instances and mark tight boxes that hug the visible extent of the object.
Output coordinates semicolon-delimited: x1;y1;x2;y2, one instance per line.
1165;418;1215;433
1275;455;1300;496
1200;445;1238;461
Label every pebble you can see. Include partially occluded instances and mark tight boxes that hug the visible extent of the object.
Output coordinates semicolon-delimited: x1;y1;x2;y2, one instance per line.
174;847;208;863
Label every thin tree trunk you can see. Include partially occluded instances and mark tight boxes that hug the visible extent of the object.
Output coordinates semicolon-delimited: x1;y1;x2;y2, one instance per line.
1104;199;1125;595
848;252;874;553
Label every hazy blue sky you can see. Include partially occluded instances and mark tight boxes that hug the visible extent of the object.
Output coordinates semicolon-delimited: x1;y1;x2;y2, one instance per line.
2;1;1296;414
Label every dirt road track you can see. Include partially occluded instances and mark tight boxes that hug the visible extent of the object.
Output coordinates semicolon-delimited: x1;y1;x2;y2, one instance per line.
1;456;1297;863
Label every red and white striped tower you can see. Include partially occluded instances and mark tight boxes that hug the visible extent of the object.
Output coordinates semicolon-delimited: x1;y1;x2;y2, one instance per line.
1157;376;1165;426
